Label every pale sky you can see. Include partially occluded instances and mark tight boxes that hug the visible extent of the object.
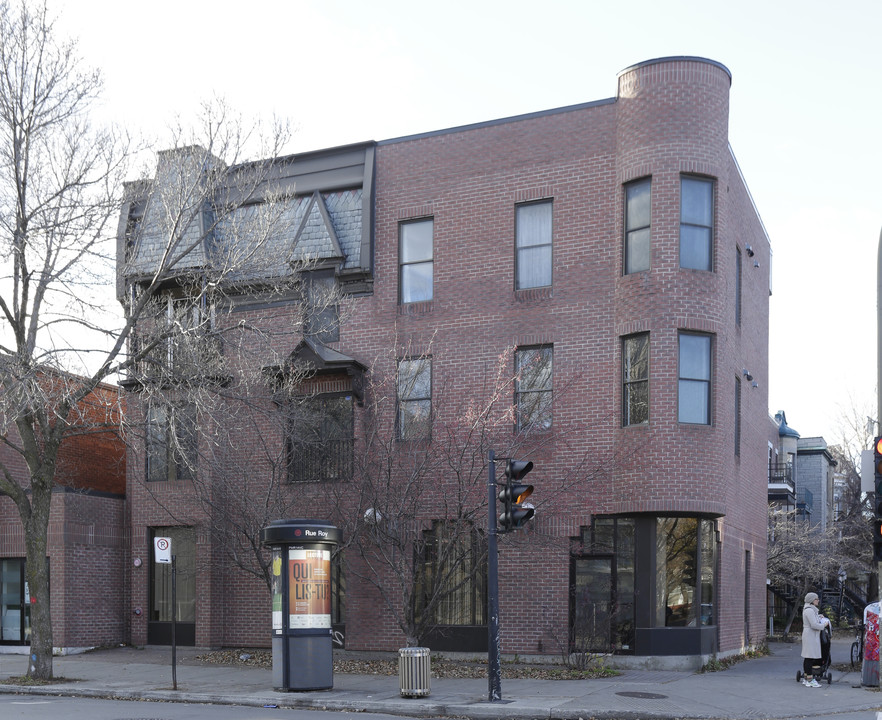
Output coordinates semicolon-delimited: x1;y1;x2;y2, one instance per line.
45;0;882;444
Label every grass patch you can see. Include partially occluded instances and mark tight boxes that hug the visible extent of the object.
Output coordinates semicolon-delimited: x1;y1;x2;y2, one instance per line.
700;641;770;673
1;675;74;686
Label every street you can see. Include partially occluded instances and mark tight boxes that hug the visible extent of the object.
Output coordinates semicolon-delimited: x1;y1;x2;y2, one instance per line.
0;695;405;720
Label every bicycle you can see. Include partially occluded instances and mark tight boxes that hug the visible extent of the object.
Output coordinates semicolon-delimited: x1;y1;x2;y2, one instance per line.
851;622;864;669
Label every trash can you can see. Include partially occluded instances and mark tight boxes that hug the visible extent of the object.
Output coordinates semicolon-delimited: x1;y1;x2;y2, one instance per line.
862;600;880;688
399;646;431;697
261;519;341;691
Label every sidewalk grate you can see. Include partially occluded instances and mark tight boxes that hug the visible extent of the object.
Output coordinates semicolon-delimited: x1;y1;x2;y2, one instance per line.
616;691;668;699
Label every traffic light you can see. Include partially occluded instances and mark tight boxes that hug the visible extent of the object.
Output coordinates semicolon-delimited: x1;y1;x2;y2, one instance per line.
875;520;882;563
498;459;535;533
874;437;882;514
874;437;882;562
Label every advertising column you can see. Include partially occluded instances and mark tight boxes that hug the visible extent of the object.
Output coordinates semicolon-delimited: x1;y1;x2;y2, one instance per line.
261;519;340;692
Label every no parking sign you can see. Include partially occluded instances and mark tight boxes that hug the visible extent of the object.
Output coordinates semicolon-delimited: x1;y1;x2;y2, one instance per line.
154;537;172;564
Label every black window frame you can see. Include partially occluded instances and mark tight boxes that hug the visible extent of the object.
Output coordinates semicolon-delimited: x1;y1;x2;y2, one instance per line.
286;393;354;483
146;402;197;482
622;333;649;426
397;356;432;440
515;345;553;432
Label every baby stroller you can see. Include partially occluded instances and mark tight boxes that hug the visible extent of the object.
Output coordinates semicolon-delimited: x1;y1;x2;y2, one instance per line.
796;623;832;685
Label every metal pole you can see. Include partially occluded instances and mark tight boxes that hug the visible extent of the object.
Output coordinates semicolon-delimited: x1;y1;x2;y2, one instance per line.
171;554;177;691
876;226;882;604
487;450;502;701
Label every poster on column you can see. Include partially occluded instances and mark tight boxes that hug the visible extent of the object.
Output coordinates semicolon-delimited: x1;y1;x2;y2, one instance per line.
288;547;331;629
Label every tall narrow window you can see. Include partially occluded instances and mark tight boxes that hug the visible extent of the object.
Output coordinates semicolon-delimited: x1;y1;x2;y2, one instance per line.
735;247;742;326
678;333;711;424
516;346;553;431
304;271;339;343
701;520;716;626
624;179;651;274
680;177;714;271
743;548;751;638
146;404;197;482
400;219;433;303
397;357;432;439
515;201;552;289
623;334;649;426
735;376;742;456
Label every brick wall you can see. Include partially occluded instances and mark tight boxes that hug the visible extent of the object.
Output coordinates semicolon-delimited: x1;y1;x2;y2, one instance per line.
123;56;770;658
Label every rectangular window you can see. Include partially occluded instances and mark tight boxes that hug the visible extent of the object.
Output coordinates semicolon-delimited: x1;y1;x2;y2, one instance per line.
735;376;742;456
679;176;714;270
516;346;553;431
415;522;487;629
400;219;433;303
624;179;651;274
146;404;197;482
287;394;354;482
516;201;552;289
397;357;432;439
623;333;649;426
656;517;698;626
701;520;716;626
678;333;711;424
304;271;339;343
735;247;742;326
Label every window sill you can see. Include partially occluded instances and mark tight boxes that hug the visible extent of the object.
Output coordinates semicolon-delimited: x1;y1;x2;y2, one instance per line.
515;286;553;302
398;300;434;315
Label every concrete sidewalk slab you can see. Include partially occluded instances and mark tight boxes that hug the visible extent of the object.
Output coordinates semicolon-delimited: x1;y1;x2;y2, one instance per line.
0;638;879;719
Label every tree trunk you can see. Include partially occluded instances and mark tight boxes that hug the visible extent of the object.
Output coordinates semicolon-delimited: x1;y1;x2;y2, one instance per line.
784;586;809;638
24;483;53;680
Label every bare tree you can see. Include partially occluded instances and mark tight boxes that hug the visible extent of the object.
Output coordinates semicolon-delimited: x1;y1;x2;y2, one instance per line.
0;0;294;678
767;505;864;635
329;343;613;649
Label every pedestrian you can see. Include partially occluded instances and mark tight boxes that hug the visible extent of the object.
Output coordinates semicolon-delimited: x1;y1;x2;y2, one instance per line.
801;592;829;688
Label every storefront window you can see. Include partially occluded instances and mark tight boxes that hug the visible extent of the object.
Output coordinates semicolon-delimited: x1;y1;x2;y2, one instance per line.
656;517;698;626
700;519;715;626
655;517;716;627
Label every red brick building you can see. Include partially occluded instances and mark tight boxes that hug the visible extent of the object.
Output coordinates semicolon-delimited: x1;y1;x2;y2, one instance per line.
0;380;127;651
119;56;770;667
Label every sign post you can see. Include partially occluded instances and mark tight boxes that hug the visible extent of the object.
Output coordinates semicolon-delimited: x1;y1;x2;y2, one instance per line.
154;537;177;690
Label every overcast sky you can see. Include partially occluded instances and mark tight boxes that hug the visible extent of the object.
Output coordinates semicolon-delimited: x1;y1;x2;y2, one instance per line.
45;0;882;443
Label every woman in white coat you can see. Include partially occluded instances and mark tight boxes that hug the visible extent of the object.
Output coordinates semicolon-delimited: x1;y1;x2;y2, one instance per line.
801;592;828;688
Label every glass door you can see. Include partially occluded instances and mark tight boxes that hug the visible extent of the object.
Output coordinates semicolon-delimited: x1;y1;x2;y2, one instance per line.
1;559;29;644
148;527;196;645
571;556;613;653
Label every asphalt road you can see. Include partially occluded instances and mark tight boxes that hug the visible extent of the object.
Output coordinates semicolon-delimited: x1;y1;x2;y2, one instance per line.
0;694;406;720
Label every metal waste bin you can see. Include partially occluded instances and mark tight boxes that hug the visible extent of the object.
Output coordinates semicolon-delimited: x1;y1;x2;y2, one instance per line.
399;646;431;697
261;519;341;691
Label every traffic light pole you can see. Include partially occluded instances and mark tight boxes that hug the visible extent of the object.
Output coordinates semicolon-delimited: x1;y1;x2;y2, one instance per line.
487;449;502;702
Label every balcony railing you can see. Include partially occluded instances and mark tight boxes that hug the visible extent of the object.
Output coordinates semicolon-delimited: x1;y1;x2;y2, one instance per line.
768;462;793;486
288;438;353;483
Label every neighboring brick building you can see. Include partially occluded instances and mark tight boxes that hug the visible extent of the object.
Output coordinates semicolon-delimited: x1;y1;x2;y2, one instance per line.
118;56;771;667
0;380;127;651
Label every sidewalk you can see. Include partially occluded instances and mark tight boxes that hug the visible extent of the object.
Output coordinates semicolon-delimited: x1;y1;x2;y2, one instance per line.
1;637;880;719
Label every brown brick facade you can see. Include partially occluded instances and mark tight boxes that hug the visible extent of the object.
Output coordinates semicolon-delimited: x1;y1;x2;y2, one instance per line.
115;56;769;662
